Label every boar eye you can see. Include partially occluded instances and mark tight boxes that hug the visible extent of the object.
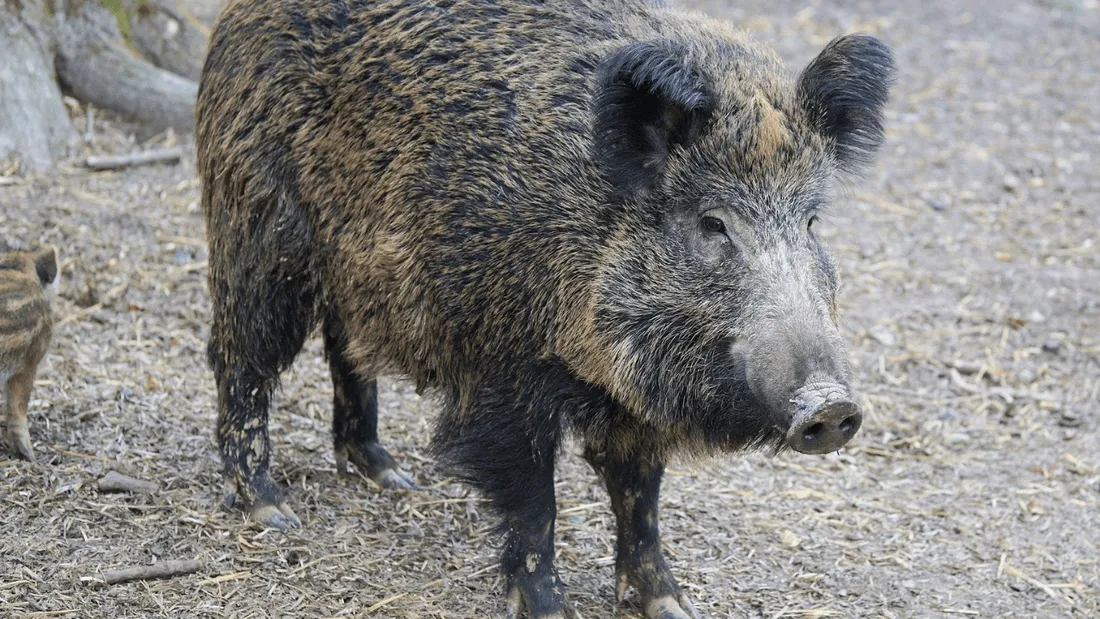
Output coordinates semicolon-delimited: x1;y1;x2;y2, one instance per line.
701;216;725;234
808;215;818;231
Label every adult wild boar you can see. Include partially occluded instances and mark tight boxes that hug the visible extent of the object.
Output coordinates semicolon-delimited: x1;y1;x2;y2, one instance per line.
197;0;894;616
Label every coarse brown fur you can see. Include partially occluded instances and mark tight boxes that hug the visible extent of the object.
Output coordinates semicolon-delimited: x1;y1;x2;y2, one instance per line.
0;245;58;462
197;0;894;615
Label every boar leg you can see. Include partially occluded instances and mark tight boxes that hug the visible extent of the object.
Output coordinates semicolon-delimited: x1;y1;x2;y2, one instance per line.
207;196;320;530
435;375;575;618
501;501;574;619
489;438;572;619
214;370;301;530
323;316;416;489
209;284;313;530
587;450;701;619
5;364;39;462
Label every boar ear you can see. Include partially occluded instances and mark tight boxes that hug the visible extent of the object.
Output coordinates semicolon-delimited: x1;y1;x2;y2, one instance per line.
34;247;58;287
797;34;896;175
593;42;715;198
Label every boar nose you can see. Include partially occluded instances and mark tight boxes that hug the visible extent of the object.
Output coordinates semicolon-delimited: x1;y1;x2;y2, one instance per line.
785;383;862;454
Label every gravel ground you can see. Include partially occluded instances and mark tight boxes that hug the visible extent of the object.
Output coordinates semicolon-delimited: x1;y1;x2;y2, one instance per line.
1;1;1098;617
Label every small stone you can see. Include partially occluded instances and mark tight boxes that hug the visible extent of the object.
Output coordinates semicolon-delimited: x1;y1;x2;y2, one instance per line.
952;360;982;375
925;198;947;211
173;249;192;265
1003;173;1021;191
1041;339;1062;354
869;325;896;347
780;529;802;549
1058;410;1082;428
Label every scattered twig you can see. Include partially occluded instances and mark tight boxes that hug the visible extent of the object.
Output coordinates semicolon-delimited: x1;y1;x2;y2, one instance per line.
1002;562;1065;604
950;369;1061;402
100;560;202;585
365;592;408;614
84;147;185;171
84;105;95;146
987;386;1061;403
55;303;103;328
97;471;158;495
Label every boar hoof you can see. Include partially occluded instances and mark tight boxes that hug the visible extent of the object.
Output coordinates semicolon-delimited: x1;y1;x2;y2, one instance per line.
223;476;302;530
616;568;702;619
376;467;418;490
504;574;578;619
336;441;418;490
250;502;302;530
643;595;702;619
7;422;35;462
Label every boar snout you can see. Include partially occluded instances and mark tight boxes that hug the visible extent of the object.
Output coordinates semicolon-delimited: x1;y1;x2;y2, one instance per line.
731;322;861;454
785;383;862;454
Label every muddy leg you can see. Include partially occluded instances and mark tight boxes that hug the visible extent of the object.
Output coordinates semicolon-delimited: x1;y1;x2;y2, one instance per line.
205;188;319;529
435;385;574;618
215;370;301;529
324;316;415;489
5;366;39;462
501;499;572;619
586;450;701;619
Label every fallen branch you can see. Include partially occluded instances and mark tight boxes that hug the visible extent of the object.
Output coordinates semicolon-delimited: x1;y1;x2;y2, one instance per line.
97;471;158;494
85;147;185;171
101;560;202;585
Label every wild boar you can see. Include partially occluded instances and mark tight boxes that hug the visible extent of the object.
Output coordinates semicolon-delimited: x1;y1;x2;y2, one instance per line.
197;0;894;616
1;244;58;462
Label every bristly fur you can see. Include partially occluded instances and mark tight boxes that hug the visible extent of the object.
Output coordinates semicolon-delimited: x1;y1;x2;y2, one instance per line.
197;0;894;613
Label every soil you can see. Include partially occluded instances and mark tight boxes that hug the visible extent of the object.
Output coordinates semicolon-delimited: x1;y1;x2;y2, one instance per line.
1;0;1097;617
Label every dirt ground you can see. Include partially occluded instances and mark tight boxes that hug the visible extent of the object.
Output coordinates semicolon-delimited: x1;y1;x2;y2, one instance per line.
1;0;1098;617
